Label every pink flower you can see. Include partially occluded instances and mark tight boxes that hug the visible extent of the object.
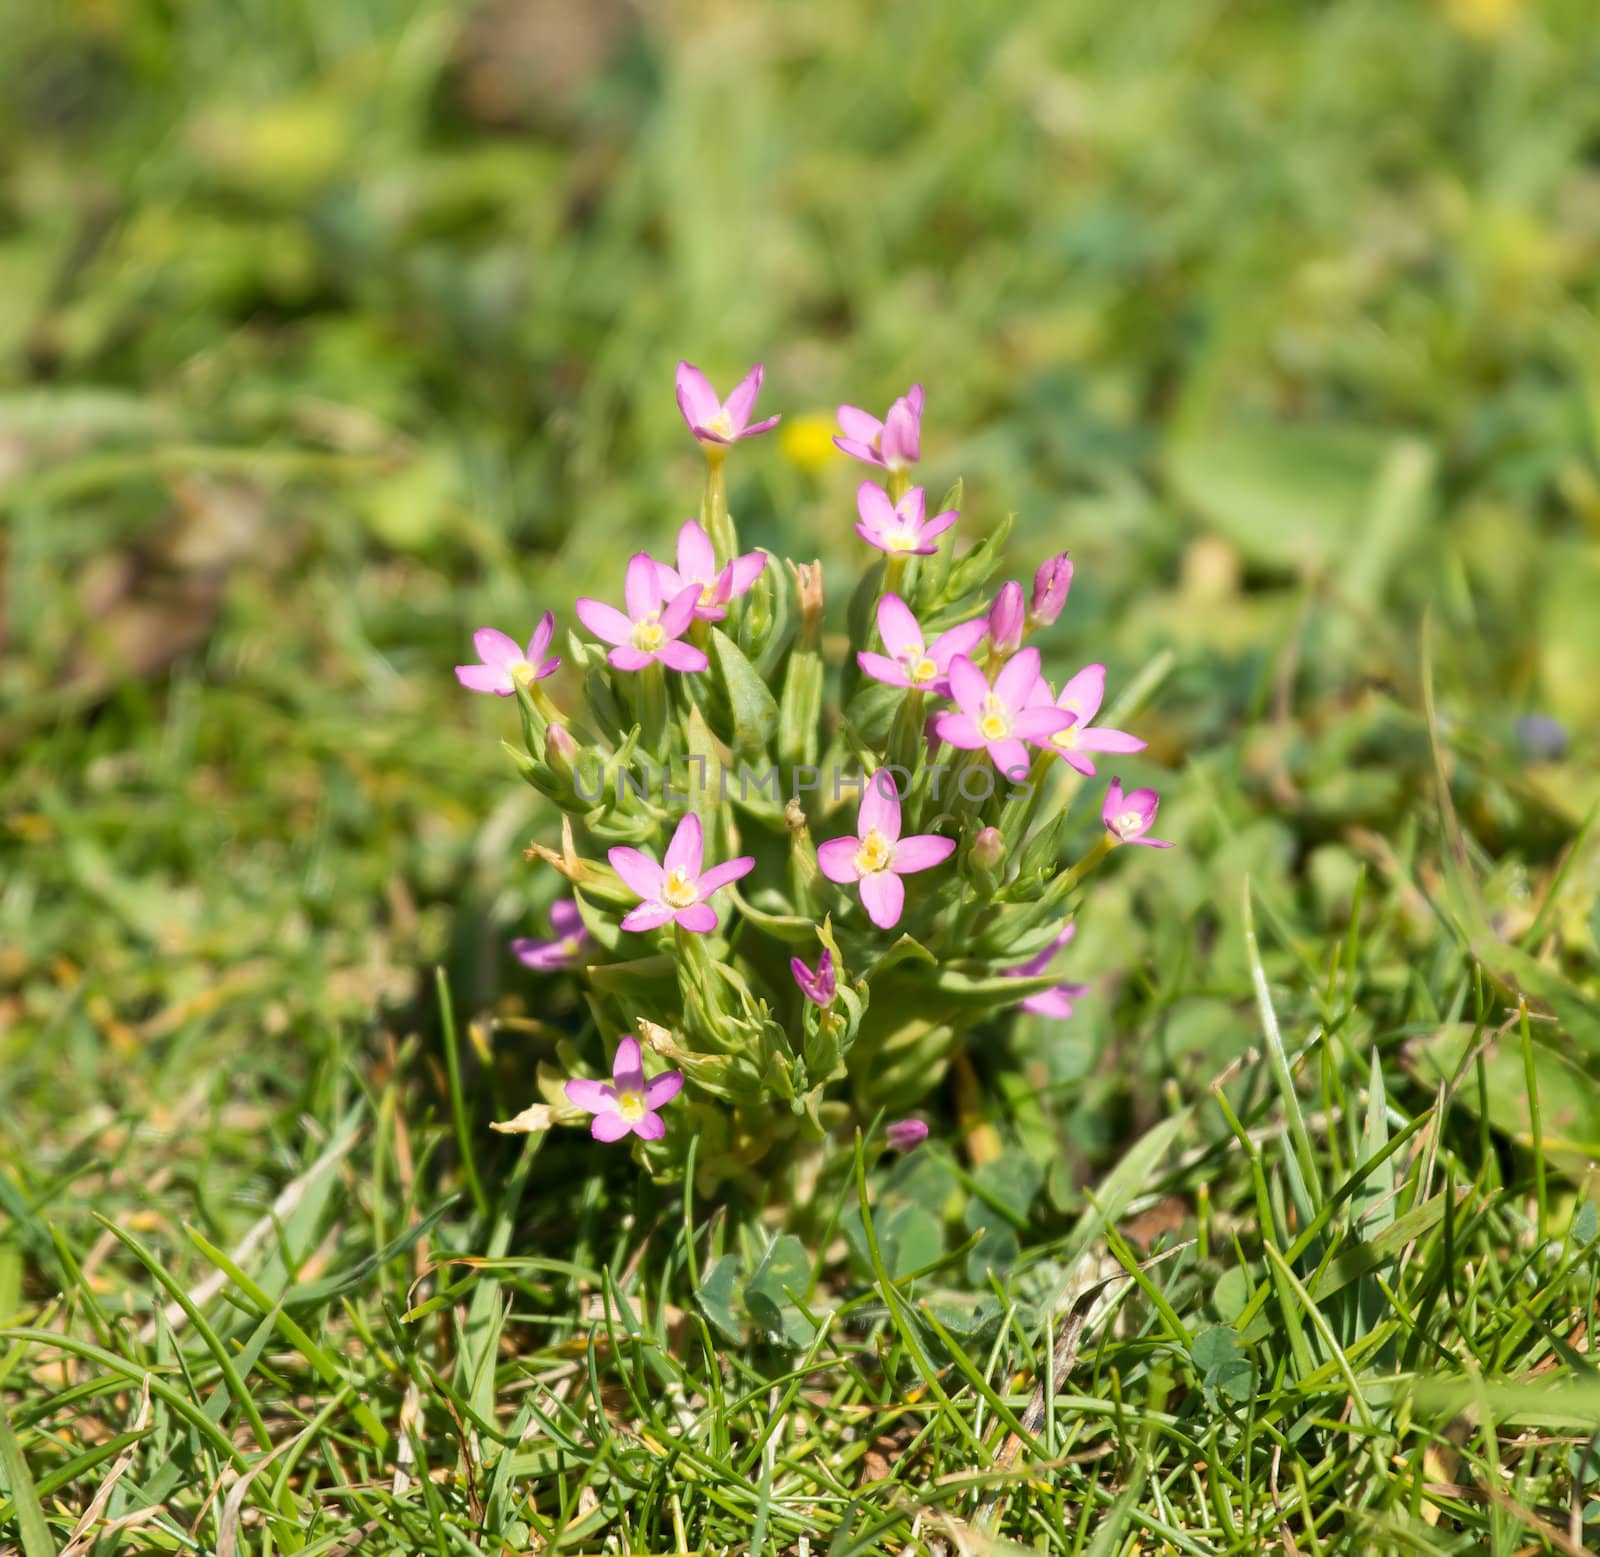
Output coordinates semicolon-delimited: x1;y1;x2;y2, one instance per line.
565;1036;683;1143
609;813;755;933
576;554;708;673
655;519;767;624
511;900;591;972
790;947;836;1006
1028;664;1147;777
933;649;1072;778
1103;777;1173;849
854;482;958;557
856;594;987;695
676;361;780;447
987;581;1024;656
816;776;956;929
834;384;923;471
455;614;560;695
885;1118;929;1151
1007;922;1089;1020
1030;553;1074;627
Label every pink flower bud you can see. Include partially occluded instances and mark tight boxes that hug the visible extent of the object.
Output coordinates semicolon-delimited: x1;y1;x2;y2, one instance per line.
1029;553;1074;627
886;1118;929;1152
971;826;1005;871
988;581;1024;655
545;722;579;768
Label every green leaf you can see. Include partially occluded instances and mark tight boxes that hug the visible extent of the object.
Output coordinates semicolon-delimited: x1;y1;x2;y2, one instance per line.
883;1148;959;1220
744;1235;813;1345
0;1397;54;1557
965;1151;1044;1228
1407;1025;1600;1179
696;1255;743;1344
845;557;885;659
1191;1325;1240;1372
1574;1200;1599;1245
881;1204;944;1280
710;627;779;760
1354;1049;1395;1238
965;1225;1019;1285
936;511;1013;605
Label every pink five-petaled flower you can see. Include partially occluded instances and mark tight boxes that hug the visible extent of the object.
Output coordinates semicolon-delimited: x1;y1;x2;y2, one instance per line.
455;613;560;696
886;1118;929;1152
609;812;754;934
676;361;781;448
934;649;1072;779
511;899;591;972
1103;777;1174;849
655;519;766;624
856;594;987;696
565;1037;682;1143
816;777;955;929
790;947;836;1007
834;384;923;471
854;482;958;557
1028;664;1147;777
1007;922;1089;1020
576;553;708;673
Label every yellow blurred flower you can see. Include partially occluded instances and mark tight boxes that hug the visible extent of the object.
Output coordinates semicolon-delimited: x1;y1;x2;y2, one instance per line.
1442;0;1522;39
779;413;840;474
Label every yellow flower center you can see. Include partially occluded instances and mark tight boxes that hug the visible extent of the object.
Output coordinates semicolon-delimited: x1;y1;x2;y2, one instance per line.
697;578;720;607
510;659;538;686
887;530;917;553
1113;809;1143;837
704;408;736;439
899;647;937;684
979;696;1010;742
662;867;698;907
633;617;665;652
617;1091;646;1122
1051;724;1079;750
854;828;893;875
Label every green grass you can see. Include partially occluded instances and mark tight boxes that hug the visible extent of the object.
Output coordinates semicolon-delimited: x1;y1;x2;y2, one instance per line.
3;0;1600;1550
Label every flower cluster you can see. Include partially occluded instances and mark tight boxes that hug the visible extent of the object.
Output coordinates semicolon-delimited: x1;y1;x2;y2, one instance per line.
466;361;1171;1164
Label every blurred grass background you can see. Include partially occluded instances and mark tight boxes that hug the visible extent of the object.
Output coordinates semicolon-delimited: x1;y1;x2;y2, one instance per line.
5;0;1599;1193
2;1;1600;1540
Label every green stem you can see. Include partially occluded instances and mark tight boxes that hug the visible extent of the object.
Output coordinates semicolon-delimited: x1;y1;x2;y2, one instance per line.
703;452;734;564
1054;832;1116;897
942;749;992;825
886;468;910;505
887;688;926;778
637;660;668;756
996;747;1056;842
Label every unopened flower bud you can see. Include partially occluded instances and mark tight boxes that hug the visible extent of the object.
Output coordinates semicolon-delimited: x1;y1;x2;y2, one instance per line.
988;581;1024;655
885;1118;929;1152
1029;552;1074;627
971;826;1005;872
545;721;579;772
